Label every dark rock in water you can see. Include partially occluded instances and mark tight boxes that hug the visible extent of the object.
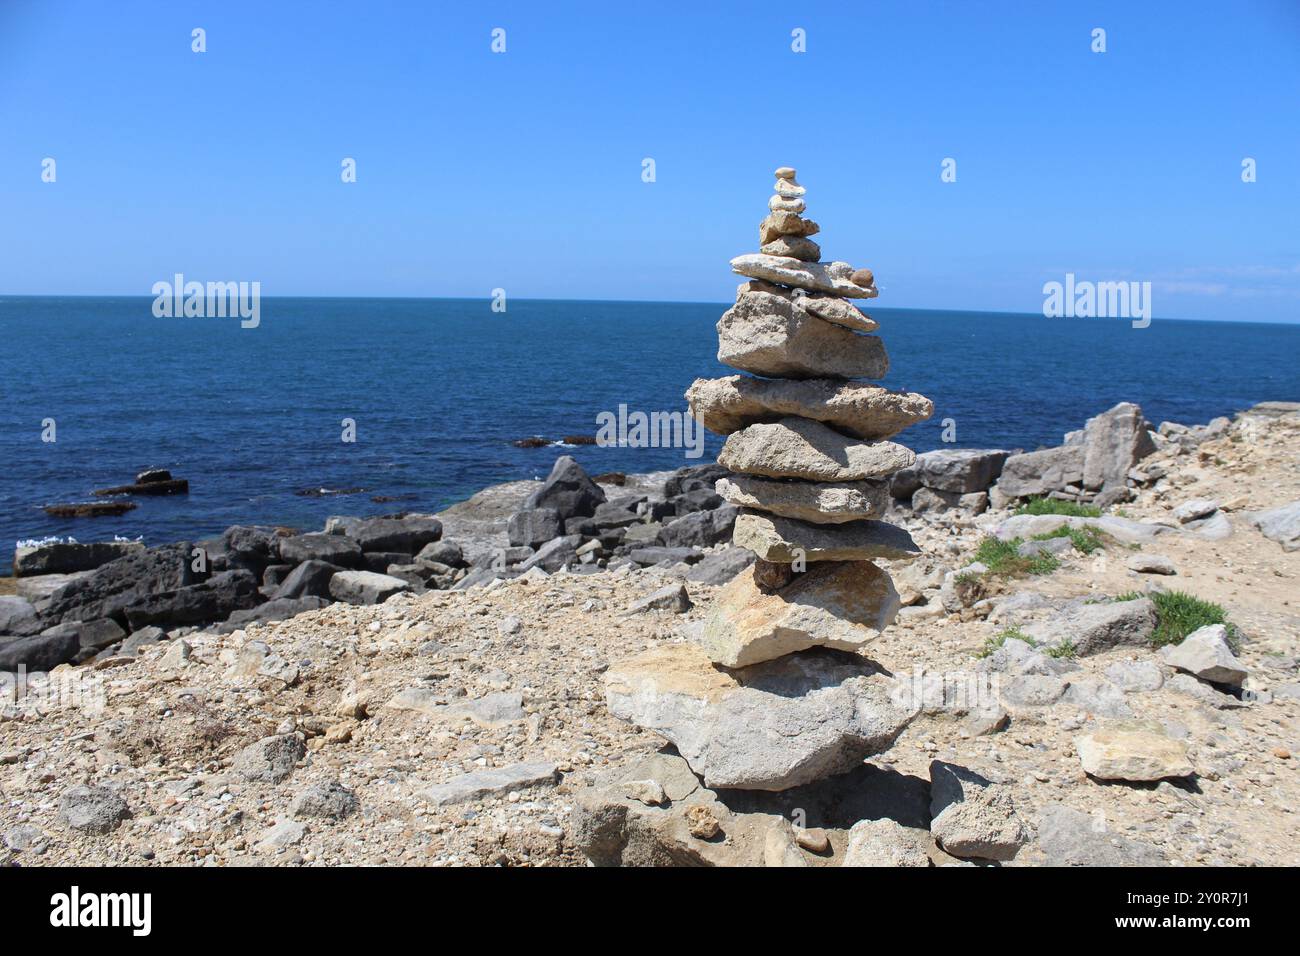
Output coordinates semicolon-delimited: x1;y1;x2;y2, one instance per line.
44;501;137;518
0;596;45;636
219;596;329;633
272;560;341;600
0;631;80;672
686;547;755;586
659;505;738;549
13;540;143;577
663;463;731;497
671;487;724;515
416;540;464;567
362;551;410;574
136;468;173;484
524;456;606;520
122;569;260;630
628;547;703;567
92;478;188;497
278;533;362;568
593;472;627;485
512;437;550;448
295;486;367;498
345;515;442;554
370;493;418;503
45;543;202;624
561;435;598;445
508;508;563;547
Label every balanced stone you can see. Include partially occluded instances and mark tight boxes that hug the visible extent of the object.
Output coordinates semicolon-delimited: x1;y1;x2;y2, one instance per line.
700;560;899;667
738;280;878;332
604;643;916;791
774;166;796;180
718;289;888;379
759;212;820;244
718;418;915;481
687;374;932;439
774;179;805;198
716;475;888;524
732;510;920;563
731;254;878;298
760;235;821;261
768;195;806;213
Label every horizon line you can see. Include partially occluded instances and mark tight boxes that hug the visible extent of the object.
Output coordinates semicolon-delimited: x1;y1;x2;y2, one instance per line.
0;292;1297;326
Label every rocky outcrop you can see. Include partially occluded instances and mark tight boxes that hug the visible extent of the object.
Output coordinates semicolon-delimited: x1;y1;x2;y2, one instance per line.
12;540;143;577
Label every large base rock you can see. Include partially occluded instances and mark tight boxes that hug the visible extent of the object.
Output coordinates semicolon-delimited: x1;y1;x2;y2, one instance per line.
731;511;920;563
700;561;898;667
604;644;916;791
719;418;914;482
687;375;931;440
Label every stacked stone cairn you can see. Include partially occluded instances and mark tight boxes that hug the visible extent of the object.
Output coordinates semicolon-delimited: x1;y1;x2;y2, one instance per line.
604;168;936;792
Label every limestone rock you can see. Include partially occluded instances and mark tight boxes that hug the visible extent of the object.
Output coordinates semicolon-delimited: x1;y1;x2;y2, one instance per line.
929;761;1028;861
699;560;899;667
418;761;558;806
716;475;888;524
760;235;820;260
731;511;920;563
717;288;888;379
731;254;878;298
290;781;360;820
1245;500;1300;551
57;785;131;834
759;212;820;244
1022;597;1157;656
768;194;806;213
719;418;914;482
1160;624;1246;686
841;818;930;867
1126;553;1176;575
1076;720;1193;781
328;570;412;605
890;448;1013;497
1026;805;1168;866
232;734;306;784
604;644;916;791
687;374;930;439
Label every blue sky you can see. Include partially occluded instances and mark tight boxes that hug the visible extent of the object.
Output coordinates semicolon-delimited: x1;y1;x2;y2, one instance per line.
2;1;1298;321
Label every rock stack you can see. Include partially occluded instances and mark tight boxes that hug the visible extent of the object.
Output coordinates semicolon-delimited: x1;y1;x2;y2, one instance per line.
604;168;935;791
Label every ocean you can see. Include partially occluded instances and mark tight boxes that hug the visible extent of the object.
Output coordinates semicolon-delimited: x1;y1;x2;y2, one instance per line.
2;295;1297;573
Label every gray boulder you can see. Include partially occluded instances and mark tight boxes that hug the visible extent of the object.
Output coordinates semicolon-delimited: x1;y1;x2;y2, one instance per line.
685;548;755;585
1023;597;1157;656
345;515;442;554
233;734;306;784
517;535;582;573
122;569;260;630
290;781;360;820
0;596;44;636
1026;804;1167;866
507;507;563;547
929;761;1028;861
892;448;1013;497
0;631;80;672
659;505;738;549
328;570;412;605
57;785;131;834
39;617;126;656
995;445;1084;499
44;543;202;623
1160;624;1247;686
605;644;915;791
13;540;143;577
220;596;328;632
524;455;606;520
415;540;464;567
1245;500;1300;552
272;559;340;600
418;762;558;807
278;533;363;568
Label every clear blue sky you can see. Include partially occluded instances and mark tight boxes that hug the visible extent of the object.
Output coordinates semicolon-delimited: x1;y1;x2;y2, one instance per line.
2;0;1298;321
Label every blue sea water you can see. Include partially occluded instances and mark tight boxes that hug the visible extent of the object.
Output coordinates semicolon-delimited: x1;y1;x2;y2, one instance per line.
1;295;1298;573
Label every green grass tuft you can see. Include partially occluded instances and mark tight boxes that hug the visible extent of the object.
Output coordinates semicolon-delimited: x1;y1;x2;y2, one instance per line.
1046;639;1077;659
1111;589;1236;649
1014;497;1102;518
1030;525;1108;554
977;627;1037;658
974;536;1060;577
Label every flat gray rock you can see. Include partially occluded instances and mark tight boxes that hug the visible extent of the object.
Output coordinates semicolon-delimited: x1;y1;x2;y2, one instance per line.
730;254;877;298
717;475;889;524
605;644;915;791
687;374;930;439
730;511;920;563
1022;597;1157;656
1245;500;1300;551
929;761;1028;861
719;418;914;482
418;761;558;806
1160;624;1246;686
327;569;412;605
